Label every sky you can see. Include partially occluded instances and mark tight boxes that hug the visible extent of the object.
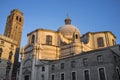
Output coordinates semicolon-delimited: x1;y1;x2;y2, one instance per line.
0;0;120;47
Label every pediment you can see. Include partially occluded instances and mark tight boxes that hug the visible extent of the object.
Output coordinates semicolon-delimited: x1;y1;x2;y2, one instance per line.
23;59;32;67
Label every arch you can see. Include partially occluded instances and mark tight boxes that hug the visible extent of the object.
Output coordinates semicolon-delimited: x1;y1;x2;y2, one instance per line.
31;35;35;44
16;16;18;20
23;59;32;67
19;17;22;22
75;34;78;39
97;37;104;47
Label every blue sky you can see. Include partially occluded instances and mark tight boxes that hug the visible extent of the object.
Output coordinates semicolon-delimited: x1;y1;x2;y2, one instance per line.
0;0;120;47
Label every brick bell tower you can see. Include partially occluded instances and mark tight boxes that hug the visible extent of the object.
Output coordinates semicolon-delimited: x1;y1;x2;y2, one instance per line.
4;9;24;80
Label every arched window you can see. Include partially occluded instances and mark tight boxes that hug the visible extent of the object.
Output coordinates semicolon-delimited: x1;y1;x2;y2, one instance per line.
0;48;3;58
19;17;22;22
75;34;78;39
16;16;18;20
31;35;35;44
8;51;13;60
46;35;52;45
97;37;104;47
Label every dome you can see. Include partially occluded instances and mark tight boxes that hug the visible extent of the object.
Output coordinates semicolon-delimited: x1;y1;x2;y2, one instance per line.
58;18;80;39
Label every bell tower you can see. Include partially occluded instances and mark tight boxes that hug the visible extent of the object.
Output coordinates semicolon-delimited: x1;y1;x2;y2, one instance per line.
4;9;24;48
4;9;24;80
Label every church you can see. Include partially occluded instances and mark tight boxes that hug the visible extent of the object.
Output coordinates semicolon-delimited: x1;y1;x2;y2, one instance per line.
0;9;120;80
18;10;120;80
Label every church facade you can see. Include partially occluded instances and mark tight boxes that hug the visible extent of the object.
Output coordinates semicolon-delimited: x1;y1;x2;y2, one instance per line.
19;17;120;80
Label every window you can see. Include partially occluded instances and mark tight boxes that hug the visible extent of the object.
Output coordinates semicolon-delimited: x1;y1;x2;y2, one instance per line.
83;58;88;66
41;74;44;80
112;39;116;46
84;70;90;80
1;41;4;45
19;17;22;22
31;35;35;44
71;61;76;68
11;44;14;48
99;68;106;80
42;66;45;71
24;75;29;80
46;35;52;45
61;73;64;80
51;74;55;80
51;65;55;70
75;34;78;39
116;67;120;80
8;51;13;60
16;16;18;20
97;37;104;47
97;55;103;63
7;31;10;37
61;63;64;69
72;72;76;80
0;48;3;62
114;56;117;62
0;48;3;57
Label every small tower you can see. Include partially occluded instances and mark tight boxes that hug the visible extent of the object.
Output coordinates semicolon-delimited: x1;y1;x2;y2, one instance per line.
65;17;71;24
4;9;24;80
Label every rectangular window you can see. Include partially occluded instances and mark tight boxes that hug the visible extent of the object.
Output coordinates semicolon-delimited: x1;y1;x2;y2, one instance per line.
41;74;44;80
116;68;120;80
72;72;76;80
42;66;45;71
46;35;52;45
51;65;55;71
24;75;29;80
71;61;76;68
83;58;88;66
52;74;55;80
61;63;64;69
114;56;117;62
97;37;104;47
99;68;106;80
61;73;64;80
97;55;103;63
84;70;90;80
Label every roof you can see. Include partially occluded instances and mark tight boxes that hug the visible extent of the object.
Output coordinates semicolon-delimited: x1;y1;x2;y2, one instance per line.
27;28;57;36
82;31;116;38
